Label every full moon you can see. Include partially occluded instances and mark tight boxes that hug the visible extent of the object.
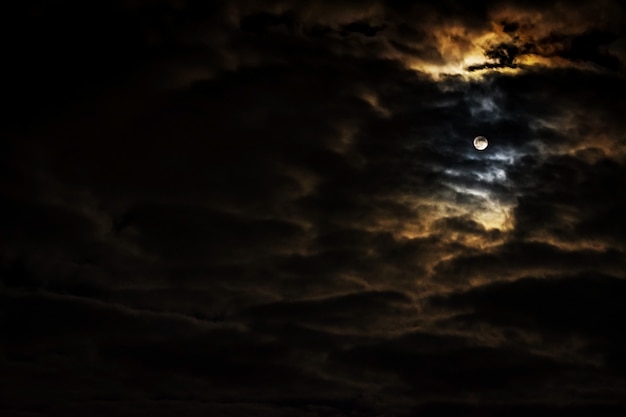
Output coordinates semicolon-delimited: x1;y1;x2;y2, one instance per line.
473;136;488;151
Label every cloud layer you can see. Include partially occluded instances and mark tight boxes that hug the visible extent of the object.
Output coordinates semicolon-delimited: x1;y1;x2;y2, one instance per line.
1;0;625;415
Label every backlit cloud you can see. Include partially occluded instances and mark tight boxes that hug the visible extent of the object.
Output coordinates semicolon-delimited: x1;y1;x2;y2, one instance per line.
1;0;625;415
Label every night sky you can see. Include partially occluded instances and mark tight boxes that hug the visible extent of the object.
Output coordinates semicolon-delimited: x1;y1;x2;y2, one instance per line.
2;1;626;416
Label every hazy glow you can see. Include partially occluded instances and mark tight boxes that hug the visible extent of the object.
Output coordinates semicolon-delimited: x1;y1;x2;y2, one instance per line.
404;6;620;79
475;168;507;183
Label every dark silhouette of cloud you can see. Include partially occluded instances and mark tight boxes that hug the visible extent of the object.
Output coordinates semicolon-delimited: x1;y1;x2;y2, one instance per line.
429;273;626;376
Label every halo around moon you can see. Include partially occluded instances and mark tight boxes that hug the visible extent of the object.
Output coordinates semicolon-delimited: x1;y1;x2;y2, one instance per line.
473;136;488;151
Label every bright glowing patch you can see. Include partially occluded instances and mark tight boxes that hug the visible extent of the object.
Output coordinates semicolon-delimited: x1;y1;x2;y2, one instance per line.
473;136;489;150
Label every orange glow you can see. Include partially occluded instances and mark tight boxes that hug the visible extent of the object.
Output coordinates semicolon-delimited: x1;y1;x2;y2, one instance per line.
402;3;623;79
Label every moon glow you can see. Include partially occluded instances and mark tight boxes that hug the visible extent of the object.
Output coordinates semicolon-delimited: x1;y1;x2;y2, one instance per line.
473;136;488;151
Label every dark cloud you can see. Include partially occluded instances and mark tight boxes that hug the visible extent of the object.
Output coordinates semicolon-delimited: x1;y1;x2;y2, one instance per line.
2;0;626;415
331;339;567;401
430;273;626;337
429;273;626;376
433;240;626;283
237;290;413;332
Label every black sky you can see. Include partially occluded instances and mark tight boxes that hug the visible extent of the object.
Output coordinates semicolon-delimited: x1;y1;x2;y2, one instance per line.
1;1;626;416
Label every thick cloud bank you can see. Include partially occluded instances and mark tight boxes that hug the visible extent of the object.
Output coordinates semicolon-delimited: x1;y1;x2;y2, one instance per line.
1;1;625;415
